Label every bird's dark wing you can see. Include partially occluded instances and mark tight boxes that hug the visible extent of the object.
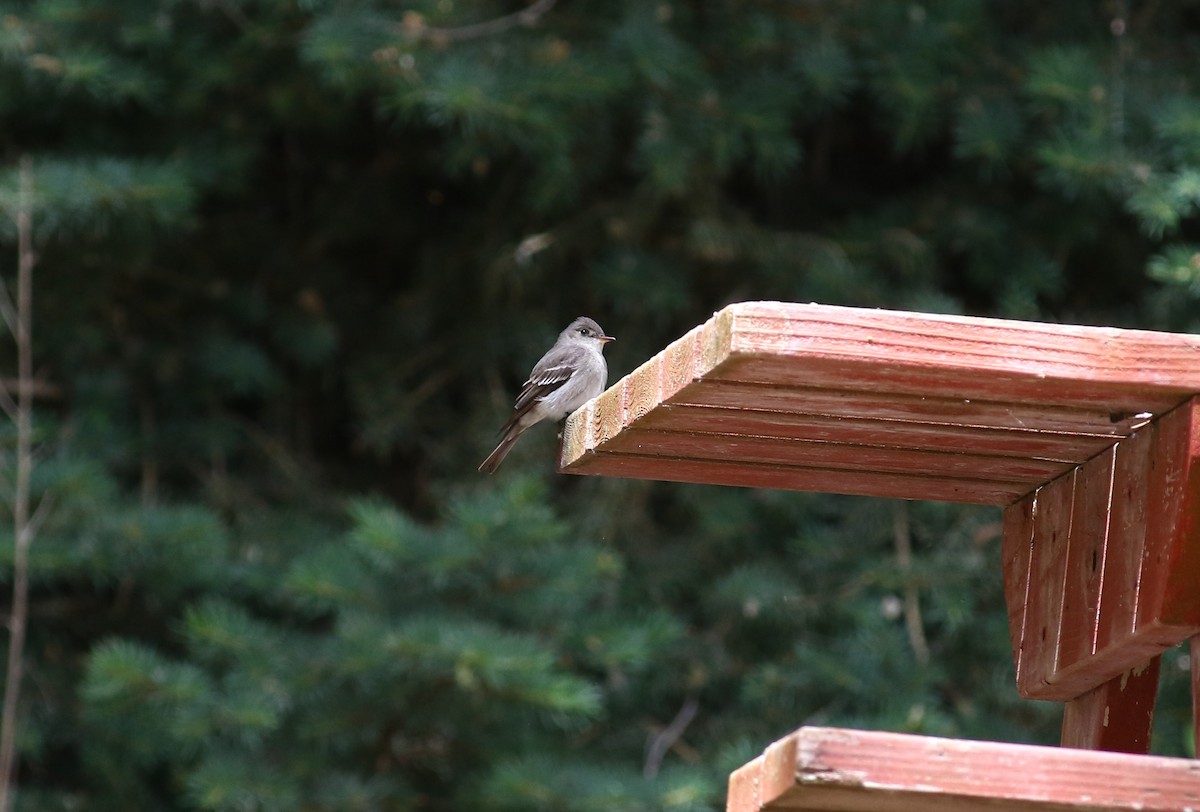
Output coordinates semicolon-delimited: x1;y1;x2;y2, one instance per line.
512;359;574;413
494;345;574;431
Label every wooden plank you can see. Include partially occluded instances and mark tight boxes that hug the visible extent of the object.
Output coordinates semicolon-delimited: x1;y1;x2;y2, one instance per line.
726;726;1200;812
563;302;1199;504
590;373;627;451
712;352;1188;414
636;404;1118;462
1053;447;1115;686
727;755;763;812
1060;657;1161;753
1018;472;1075;693
567;318;715;459
608;429;1071;484
660;322;707;400
729;302;1200;373
1095;420;1153;655
1136;398;1200;634
574;454;1030;505
1002;495;1036;682
726;733;798;812
676;381;1143;437
722;302;1200;408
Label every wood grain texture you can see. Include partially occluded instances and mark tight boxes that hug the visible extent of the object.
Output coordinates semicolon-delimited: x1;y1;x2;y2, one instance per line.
1002;496;1036;681
575;453;1030;505
1020;471;1075;692
562;302;1200;505
726;726;1200;812
1097;423;1153;653
1060;658;1161;753
1057;449;1114;677
680;382;1144;436
1192;635;1200;757
1005;399;1200;701
636;404;1119;461
723;303;1200;407
609;428;1071;482
1138;399;1200;631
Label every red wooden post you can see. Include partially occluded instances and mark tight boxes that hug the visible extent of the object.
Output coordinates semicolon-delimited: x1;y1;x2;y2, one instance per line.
1060;657;1162;753
1193;636;1200;756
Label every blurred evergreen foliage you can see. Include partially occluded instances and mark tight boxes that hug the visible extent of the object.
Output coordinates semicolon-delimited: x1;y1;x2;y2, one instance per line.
0;0;1198;809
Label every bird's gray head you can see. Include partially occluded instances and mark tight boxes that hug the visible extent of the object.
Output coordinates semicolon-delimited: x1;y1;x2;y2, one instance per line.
561;317;615;350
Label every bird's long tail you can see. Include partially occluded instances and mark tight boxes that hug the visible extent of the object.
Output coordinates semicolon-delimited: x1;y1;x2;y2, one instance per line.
478;429;521;473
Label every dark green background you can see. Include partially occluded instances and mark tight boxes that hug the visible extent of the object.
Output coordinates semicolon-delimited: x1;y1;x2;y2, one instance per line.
1;1;1197;809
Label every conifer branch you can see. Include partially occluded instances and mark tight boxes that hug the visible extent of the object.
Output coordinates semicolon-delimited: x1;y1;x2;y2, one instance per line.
406;0;557;43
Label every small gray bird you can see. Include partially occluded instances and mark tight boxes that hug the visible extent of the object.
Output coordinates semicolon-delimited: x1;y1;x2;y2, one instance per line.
479;316;614;473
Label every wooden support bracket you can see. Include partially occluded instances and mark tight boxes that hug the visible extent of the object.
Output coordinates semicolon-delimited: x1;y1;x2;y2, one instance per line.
1001;397;1200;711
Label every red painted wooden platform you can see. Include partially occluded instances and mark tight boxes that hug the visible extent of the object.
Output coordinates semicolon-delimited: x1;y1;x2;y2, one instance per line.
559;302;1200;810
727;727;1200;812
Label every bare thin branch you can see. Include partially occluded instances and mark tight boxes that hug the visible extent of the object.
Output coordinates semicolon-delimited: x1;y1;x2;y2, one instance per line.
140;399;157;507
407;0;557;43
216;0;250;29
0;281;16;341
643;696;699;779
24;492;54;545
892;502;930;666
28;442;52;470
0;386;14;424
0;379;61;400
0;154;36;812
0;376;58;424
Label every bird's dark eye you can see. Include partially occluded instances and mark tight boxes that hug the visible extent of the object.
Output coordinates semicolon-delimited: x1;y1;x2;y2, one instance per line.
580;328;590;336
